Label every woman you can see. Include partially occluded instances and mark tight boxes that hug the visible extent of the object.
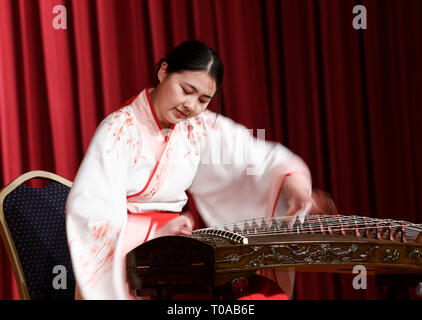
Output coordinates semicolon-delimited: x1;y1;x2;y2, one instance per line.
66;41;318;300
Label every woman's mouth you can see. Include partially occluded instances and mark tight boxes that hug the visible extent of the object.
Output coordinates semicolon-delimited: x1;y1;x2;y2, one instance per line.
174;108;187;118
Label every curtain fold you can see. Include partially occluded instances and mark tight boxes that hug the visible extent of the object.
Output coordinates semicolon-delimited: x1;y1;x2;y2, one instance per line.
1;0;421;300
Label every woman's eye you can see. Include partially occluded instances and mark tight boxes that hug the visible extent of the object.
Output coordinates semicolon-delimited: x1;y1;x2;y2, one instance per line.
181;86;208;103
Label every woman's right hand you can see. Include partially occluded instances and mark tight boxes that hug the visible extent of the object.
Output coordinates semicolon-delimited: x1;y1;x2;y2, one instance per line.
150;213;194;239
310;189;338;215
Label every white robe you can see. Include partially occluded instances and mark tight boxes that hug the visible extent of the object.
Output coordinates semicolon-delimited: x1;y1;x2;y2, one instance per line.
66;88;312;300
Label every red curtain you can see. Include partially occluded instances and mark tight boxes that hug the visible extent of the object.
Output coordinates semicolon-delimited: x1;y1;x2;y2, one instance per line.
1;0;421;300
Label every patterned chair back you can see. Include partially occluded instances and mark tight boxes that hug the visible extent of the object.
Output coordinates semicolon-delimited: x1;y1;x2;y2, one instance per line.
0;172;75;299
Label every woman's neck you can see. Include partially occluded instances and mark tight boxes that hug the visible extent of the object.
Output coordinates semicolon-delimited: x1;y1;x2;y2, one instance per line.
148;87;171;129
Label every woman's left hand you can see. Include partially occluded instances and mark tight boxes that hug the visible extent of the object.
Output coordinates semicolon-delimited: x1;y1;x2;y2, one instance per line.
150;213;194;239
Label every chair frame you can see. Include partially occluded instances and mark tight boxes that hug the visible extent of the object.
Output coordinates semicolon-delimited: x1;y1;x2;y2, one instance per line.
0;170;72;300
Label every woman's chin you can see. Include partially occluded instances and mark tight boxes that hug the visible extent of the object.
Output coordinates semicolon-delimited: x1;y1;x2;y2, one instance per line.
168;113;188;125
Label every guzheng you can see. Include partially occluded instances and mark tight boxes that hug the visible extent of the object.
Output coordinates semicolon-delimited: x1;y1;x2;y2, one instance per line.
126;214;422;297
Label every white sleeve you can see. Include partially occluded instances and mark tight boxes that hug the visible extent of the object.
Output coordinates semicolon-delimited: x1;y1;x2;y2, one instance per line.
65;110;136;299
189;111;312;227
188;111;311;299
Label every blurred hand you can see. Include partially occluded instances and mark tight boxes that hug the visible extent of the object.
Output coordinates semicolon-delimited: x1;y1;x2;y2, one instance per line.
310;189;338;215
282;174;338;219
282;174;314;220
150;212;194;239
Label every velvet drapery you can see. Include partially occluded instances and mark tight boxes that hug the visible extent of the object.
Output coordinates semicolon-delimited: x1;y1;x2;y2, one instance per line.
1;0;421;299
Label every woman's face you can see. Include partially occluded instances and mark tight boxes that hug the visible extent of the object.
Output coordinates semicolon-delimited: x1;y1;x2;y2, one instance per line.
151;63;217;128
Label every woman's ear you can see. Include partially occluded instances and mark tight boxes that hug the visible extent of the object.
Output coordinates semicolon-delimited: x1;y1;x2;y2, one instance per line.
157;62;168;83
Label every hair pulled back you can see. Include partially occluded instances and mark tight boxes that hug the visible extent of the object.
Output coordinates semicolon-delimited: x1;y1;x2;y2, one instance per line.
155;40;224;91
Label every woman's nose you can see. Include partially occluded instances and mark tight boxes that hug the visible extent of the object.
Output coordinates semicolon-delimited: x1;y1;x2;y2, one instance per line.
183;99;195;114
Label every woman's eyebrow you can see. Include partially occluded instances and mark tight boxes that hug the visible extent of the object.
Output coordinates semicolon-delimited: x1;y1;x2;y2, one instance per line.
182;82;212;99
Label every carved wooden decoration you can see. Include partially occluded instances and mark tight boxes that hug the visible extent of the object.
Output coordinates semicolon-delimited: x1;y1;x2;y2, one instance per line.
126;214;422;297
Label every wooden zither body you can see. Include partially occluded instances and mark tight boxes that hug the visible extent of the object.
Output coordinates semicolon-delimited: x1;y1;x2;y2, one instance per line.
126;215;422;297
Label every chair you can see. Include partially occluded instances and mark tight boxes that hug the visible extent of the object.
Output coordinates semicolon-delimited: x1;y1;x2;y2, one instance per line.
0;170;75;300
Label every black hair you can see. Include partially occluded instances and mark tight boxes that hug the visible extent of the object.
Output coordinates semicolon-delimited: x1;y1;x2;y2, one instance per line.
155;40;224;92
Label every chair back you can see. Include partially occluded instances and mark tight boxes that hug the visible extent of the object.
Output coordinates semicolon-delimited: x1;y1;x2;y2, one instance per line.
0;171;75;299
